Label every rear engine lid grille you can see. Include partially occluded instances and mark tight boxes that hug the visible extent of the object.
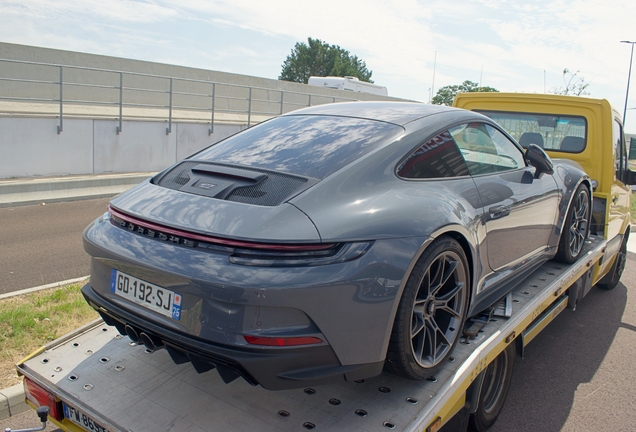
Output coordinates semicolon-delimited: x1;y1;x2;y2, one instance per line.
153;161;314;207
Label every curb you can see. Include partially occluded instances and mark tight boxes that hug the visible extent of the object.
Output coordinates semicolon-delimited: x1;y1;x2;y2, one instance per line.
0;172;155;208
0;383;28;420
0;276;89;300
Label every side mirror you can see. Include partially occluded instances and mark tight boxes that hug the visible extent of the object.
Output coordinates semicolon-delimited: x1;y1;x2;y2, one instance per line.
525;144;554;178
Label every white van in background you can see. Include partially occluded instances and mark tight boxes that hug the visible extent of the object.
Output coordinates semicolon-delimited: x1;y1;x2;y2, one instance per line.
308;76;388;96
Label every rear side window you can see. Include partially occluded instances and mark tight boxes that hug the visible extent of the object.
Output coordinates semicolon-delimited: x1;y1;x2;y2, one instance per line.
476;110;587;153
397;130;469;179
195;115;403;179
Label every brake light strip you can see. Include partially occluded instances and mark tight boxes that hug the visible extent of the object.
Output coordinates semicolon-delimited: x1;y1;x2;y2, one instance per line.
108;206;334;252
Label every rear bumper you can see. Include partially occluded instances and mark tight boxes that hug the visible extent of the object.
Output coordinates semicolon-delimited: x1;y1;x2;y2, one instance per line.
82;283;383;390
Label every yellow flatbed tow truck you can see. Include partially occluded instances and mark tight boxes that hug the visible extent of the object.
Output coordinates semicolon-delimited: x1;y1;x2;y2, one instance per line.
12;93;634;432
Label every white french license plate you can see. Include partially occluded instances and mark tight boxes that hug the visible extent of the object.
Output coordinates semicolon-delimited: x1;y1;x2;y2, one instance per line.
63;403;110;432
110;270;182;320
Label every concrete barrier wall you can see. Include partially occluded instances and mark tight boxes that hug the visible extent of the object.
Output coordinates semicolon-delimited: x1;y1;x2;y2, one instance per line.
0;42;409;179
0;117;242;178
1;118;94;178
0;42;404;109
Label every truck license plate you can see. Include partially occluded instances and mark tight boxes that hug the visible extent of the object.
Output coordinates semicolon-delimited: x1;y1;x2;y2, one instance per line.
110;270;182;320
64;403;110;432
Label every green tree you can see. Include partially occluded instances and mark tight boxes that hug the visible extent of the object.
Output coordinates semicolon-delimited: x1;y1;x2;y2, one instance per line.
279;37;373;84
431;80;499;106
552;68;590;96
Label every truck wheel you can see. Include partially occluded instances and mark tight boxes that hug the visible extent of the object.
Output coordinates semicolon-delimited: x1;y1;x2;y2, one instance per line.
468;342;516;432
555;184;590;264
385;236;469;380
597;234;628;290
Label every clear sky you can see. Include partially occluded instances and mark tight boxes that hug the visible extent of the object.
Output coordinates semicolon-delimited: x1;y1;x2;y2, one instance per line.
2;0;636;132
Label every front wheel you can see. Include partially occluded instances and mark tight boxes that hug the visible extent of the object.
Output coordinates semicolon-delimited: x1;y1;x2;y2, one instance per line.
385;236;469;380
468;342;516;432
555;184;590;264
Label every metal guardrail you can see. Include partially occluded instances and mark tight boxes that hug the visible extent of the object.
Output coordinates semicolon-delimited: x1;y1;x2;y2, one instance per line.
0;58;361;135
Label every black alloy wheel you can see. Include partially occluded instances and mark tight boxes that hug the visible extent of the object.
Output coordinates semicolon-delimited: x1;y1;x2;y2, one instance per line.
386;236;469;379
555;184;590;263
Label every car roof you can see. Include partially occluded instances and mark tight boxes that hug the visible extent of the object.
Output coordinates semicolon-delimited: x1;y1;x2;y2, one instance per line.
284;101;458;126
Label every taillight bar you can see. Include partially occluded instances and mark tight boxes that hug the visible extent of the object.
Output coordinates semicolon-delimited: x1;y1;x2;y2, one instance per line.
108;205;335;252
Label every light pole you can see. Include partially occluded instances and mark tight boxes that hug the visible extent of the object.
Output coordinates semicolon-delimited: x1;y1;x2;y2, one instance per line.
621;40;635;126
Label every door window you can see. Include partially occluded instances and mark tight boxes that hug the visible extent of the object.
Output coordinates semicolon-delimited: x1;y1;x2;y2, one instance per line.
450;123;526;176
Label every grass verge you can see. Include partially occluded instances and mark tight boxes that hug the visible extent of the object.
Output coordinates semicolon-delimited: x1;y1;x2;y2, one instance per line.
0;281;98;389
632;192;636;223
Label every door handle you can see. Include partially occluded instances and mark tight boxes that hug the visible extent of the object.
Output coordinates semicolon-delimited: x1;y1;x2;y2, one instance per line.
488;205;511;219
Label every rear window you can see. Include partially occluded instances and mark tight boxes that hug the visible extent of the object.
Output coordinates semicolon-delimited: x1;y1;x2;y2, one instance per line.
476;110;587;153
195;115;403;179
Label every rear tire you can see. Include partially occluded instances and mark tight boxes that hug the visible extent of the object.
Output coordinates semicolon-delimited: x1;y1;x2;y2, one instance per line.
555;184;590;264
468;343;516;432
597;233;628;290
385;236;469;380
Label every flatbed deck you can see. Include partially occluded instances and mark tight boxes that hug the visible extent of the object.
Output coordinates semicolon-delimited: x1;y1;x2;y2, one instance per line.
16;237;607;432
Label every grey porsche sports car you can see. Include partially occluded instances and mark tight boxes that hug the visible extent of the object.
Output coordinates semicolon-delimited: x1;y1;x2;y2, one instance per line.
81;102;591;390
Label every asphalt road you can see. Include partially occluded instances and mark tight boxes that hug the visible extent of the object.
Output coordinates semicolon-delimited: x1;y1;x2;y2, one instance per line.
491;253;636;432
0;198;110;295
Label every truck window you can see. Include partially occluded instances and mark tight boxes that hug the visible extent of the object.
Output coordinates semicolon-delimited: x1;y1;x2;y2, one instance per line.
476;111;587;153
450;123;526;175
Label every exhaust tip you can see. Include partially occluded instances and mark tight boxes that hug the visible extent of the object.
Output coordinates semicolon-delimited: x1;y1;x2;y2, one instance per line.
124;325;139;343
139;332;164;353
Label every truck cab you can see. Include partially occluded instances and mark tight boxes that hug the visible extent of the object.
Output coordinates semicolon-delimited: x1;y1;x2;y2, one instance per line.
453;92;634;289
